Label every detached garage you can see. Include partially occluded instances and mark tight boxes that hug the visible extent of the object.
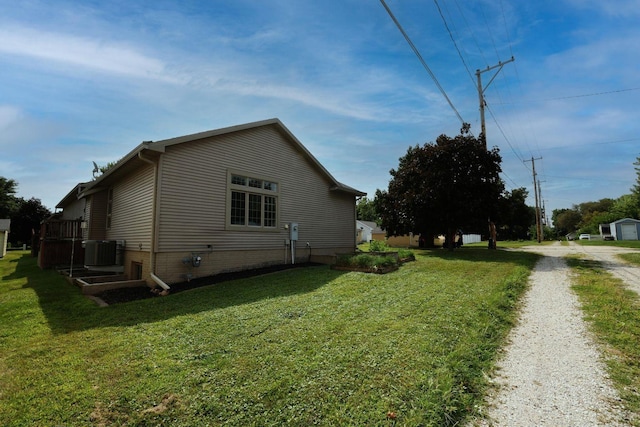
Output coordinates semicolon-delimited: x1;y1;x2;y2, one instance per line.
610;218;640;241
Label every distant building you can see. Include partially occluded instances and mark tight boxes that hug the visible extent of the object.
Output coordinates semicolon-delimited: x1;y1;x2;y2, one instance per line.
0;219;10;257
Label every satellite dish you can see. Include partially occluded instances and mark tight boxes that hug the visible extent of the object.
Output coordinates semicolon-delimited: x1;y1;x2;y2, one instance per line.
92;161;100;179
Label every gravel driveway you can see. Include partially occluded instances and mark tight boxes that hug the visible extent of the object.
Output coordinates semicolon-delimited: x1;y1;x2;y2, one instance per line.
471;242;640;426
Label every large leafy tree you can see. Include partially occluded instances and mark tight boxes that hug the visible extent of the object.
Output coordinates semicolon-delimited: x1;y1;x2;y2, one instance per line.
0;177;52;246
0;177;19;219
377;132;503;249
356;197;378;222
552;208;582;236
497;187;535;240
10;197;51;246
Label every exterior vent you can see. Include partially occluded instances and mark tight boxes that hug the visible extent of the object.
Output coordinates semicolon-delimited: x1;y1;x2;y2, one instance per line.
83;240;117;266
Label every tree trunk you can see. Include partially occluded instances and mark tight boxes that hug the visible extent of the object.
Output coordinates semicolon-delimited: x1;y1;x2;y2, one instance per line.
447;227;455;251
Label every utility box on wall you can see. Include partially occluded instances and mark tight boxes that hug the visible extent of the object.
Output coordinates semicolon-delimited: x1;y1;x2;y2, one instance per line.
289;222;299;241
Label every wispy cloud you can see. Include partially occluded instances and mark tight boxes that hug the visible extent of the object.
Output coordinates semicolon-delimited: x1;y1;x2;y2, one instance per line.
0;25;182;83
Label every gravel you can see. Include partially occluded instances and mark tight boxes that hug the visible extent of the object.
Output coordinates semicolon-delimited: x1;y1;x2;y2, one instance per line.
471;242;639;426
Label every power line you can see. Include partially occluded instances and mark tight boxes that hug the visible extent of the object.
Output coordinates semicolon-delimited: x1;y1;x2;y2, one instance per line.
493;87;640;105
486;104;526;163
433;0;475;84
379;0;467;126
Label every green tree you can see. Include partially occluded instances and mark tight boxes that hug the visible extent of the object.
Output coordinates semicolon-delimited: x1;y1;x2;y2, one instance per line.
575;198;615;233
0;177;19;219
356;197;378;222
497;187;535;240
631;155;640;217
552;208;581;236
377;132;503;249
610;194;639;220
10;197;51;246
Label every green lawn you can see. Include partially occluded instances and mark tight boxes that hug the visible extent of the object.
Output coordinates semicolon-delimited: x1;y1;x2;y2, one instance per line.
619;253;640;266
576;240;640;249
567;256;640;426
1;249;538;426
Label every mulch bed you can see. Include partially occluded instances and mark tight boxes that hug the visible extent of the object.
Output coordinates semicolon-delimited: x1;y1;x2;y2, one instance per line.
95;262;322;305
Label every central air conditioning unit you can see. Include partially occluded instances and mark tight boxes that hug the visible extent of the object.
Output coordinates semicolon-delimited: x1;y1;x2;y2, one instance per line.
83;240;118;266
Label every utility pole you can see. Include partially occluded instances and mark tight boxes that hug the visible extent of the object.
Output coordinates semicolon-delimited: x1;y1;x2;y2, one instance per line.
475;57;515;145
538;180;547;226
525;157;543;243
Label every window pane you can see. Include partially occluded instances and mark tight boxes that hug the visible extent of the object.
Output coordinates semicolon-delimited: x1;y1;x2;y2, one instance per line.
263;181;277;192
248;178;262;189
231;191;245;225
231;175;246;186
264;196;277;227
248;194;262;226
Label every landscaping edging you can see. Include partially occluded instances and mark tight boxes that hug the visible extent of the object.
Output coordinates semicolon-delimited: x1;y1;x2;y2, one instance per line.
330;264;399;274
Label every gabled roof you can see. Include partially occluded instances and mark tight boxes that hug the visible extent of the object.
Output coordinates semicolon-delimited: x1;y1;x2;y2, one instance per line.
80;118;365;198
56;183;89;209
357;220;383;233
611;217;640;224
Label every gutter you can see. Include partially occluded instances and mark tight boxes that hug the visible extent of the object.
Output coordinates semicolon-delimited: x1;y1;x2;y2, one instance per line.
137;150;170;293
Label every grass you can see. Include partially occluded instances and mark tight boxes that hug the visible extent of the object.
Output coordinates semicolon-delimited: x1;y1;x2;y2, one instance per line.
619;253;640;266
566;256;640;425
1;249;538;426
576;240;640;249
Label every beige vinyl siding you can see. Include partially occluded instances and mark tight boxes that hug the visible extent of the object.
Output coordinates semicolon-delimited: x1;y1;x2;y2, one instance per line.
60;198;85;221
105;164;154;249
87;192;108;240
156;125;356;254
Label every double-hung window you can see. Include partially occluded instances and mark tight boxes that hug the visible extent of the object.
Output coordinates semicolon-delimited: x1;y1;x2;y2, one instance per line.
227;171;278;230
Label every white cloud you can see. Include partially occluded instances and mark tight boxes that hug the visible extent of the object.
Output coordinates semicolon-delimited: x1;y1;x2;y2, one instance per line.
0;25;183;84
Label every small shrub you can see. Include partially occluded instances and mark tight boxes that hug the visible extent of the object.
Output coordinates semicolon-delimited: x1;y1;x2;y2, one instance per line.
398;249;414;259
335;253;397;270
368;240;389;252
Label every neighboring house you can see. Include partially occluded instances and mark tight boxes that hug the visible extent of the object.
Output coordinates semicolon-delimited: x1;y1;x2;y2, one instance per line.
0;219;10;258
48;118;365;285
610;218;640;241
356;220;384;243
38;184;87;269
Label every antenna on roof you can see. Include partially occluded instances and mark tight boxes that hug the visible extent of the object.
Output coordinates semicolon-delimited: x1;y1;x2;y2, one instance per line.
92;161;100;179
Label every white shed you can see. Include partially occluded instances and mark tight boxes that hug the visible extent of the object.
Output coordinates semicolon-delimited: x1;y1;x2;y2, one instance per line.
356;220;380;243
610;218;640;241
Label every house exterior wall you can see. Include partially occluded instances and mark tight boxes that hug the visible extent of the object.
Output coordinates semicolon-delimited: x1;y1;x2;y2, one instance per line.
60;198;85;221
105;164;154;250
122;250;151;282
151;125;357;283
86;191;108;240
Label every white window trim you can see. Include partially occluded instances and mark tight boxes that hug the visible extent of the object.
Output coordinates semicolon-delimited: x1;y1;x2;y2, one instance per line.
226;170;279;232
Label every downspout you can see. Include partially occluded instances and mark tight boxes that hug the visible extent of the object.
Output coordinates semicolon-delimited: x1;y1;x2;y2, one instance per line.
137;150;170;293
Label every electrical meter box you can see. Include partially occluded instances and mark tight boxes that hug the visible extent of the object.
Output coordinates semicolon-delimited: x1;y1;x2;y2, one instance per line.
289;222;299;241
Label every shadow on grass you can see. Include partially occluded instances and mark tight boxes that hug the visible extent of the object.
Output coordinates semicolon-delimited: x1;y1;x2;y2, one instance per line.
9;253;347;335
416;246;541;269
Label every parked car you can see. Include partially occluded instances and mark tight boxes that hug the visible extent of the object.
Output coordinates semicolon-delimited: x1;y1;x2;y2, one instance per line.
579;234;590;240
603;235;615;241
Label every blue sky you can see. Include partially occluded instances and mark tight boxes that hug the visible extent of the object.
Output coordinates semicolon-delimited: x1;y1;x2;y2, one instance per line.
1;0;639;221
